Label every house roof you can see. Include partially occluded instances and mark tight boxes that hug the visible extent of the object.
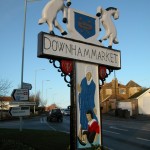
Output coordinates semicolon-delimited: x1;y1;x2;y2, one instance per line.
126;80;141;87
102;94;125;102
102;82;126;88
0;97;12;102
129;88;150;99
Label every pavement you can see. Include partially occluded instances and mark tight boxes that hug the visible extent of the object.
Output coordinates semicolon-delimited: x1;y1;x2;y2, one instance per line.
102;113;150;123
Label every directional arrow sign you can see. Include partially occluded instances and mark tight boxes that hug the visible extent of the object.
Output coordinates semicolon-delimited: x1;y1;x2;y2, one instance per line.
11;89;29;101
23;82;32;90
9;106;30;117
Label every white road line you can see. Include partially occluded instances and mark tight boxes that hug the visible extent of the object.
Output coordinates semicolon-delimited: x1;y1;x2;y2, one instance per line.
136;137;150;142
103;129;120;135
46;122;56;131
110;126;128;131
104;146;114;150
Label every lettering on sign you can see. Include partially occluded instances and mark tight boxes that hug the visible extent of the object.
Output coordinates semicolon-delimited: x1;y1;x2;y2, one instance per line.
38;32;121;69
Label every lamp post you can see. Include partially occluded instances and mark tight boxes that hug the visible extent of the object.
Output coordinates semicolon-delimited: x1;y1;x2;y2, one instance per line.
46;88;52;100
20;0;41;132
34;68;45;114
42;80;50;101
21;0;41;88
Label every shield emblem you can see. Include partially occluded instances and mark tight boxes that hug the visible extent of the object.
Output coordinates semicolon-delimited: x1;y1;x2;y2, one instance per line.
61;60;73;75
67;8;101;45
99;66;107;79
74;12;96;39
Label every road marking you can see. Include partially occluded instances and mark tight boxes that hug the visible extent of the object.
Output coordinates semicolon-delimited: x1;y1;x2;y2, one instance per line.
103;129;120;135
110;126;128;131
103;146;114;150
46;122;56;131
136;137;150;142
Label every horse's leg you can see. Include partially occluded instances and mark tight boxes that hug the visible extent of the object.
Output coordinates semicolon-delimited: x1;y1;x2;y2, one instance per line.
47;20;55;35
99;34;109;43
108;35;114;49
62;5;68;23
54;19;67;35
113;37;119;44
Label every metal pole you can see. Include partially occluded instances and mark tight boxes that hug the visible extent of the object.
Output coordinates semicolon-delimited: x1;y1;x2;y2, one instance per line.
20;0;27;132
70;61;77;150
34;69;45;114
21;0;27;89
34;70;37;114
42;80;50;101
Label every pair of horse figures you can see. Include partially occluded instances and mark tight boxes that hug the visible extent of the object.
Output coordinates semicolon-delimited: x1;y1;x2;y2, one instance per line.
38;0;119;49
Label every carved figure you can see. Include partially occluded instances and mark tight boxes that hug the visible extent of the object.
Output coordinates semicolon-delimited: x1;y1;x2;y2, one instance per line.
38;0;71;35
96;6;119;49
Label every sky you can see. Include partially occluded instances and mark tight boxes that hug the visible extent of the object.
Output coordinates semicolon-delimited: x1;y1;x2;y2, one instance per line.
0;0;150;108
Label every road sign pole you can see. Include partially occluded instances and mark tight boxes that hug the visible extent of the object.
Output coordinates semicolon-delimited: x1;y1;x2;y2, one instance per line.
19;112;22;132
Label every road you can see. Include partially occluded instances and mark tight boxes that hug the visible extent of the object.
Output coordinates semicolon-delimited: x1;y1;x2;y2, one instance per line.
102;119;150;150
0;114;150;150
0;115;70;133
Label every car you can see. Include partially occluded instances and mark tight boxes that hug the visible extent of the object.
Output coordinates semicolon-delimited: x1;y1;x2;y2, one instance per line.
63;109;70;116
47;108;63;122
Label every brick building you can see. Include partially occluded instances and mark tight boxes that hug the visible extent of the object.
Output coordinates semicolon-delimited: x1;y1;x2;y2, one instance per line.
100;78;142;113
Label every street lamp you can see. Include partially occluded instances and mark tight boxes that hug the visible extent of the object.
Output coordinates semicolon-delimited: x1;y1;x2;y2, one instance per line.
21;0;41;88
42;80;50;101
46;88;52;100
34;68;45;114
20;0;41;132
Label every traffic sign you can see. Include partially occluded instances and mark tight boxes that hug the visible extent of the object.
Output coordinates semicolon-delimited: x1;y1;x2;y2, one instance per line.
23;82;32;90
10;101;36;106
9;106;30;117
11;89;29;101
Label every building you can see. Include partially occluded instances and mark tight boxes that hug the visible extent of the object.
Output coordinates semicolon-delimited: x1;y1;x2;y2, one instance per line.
100;78;142;113
0;96;12;110
129;88;150;115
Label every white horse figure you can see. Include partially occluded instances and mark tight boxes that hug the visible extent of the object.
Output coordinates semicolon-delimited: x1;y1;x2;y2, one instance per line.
38;0;71;35
96;6;119;49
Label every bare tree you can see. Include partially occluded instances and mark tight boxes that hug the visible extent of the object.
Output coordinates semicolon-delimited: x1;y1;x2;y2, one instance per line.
29;91;47;111
0;78;12;96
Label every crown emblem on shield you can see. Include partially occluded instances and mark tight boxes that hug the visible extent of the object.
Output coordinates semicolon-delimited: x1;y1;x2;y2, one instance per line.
74;12;95;39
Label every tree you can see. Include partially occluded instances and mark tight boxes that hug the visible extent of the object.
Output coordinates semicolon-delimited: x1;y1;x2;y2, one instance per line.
0;78;12;96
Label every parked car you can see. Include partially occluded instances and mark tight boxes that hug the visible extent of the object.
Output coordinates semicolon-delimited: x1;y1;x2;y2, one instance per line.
47;108;63;122
63;109;70;116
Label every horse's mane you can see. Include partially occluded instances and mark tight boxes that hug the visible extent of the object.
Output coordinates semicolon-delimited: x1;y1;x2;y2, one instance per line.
106;7;117;11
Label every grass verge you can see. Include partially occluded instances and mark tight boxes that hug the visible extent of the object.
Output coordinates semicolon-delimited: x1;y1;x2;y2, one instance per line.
0;128;69;150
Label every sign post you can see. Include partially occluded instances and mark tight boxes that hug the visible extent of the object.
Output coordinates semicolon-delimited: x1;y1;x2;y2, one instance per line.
9;106;30;117
11;89;29;101
23;82;32;90
38;1;121;149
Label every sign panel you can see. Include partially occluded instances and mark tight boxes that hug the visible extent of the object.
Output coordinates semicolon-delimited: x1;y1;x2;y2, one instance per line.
23;82;32;90
38;32;121;69
11;89;29;101
9;107;30;117
76;62;101;148
10;101;36;106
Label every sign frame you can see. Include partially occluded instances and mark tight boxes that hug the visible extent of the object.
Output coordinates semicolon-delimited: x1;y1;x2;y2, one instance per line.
9;106;30;117
11;89;29;101
38;32;121;70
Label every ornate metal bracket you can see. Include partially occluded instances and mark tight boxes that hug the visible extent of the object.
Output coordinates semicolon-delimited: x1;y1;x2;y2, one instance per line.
99;66;113;87
49;59;73;87
49;59;113;88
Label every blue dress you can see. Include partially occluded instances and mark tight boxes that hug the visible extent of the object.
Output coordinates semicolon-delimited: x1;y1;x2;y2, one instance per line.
79;77;98;130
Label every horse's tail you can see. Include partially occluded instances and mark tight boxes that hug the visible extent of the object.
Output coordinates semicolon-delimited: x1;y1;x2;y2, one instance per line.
113;37;119;44
38;17;47;25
